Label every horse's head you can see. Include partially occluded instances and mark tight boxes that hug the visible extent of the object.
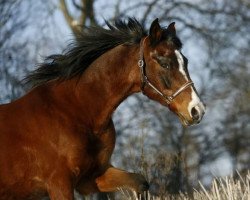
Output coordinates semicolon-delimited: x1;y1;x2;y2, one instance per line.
138;18;205;126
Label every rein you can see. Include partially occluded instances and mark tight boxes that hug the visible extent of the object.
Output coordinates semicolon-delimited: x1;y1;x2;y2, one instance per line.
138;37;194;105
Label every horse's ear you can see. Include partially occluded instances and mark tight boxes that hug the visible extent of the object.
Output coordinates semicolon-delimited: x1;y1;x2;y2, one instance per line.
166;22;176;35
149;18;162;45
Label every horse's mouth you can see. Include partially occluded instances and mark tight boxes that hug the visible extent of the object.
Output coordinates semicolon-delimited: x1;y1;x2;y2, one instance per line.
180;118;192;127
177;113;194;127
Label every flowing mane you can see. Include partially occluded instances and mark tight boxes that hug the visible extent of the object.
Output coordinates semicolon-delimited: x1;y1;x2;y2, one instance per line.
24;18;182;88
24;18;146;87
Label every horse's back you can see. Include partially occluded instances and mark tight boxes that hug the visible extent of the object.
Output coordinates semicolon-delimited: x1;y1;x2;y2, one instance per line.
0;102;22;152
0;99;30;149
0;98;48;199
0;84;118;199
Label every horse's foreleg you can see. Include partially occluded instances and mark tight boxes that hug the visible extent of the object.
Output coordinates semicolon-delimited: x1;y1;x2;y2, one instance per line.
95;166;149;193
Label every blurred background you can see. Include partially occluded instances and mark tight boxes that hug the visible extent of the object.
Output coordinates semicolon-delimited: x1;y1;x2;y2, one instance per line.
0;0;249;199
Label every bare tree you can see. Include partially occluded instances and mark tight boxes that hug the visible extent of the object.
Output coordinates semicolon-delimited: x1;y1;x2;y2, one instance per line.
59;0;98;36
0;0;28;102
0;0;60;103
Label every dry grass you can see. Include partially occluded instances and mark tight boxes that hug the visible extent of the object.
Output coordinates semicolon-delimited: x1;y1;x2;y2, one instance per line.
193;171;250;200
115;171;250;200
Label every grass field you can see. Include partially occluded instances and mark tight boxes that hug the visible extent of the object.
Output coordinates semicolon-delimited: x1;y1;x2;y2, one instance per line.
116;171;250;200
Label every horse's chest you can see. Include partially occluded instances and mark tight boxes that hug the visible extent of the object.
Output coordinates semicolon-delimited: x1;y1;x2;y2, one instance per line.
69;128;116;177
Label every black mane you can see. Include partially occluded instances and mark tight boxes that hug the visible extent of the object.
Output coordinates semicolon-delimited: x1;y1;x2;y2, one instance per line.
24;18;181;87
24;18;146;87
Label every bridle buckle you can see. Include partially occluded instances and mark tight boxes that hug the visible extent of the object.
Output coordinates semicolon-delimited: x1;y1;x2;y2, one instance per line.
138;60;144;68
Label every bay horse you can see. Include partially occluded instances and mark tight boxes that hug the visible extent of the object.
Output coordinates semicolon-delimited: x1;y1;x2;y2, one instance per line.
0;18;205;199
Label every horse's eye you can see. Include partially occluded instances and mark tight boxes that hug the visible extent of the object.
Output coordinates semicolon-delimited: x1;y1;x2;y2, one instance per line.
161;63;170;69
159;61;171;69
155;56;171;69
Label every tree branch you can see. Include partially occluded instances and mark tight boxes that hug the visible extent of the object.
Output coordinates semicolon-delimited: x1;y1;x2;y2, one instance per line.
59;0;80;36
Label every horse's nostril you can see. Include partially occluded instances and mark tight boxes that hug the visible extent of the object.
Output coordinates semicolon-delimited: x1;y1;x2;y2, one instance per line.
191;107;200;121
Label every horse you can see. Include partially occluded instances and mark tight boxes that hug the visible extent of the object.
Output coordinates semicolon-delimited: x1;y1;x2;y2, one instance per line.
0;18;205;199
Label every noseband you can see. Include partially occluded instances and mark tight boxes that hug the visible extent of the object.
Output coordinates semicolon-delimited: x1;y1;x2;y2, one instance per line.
138;37;194;105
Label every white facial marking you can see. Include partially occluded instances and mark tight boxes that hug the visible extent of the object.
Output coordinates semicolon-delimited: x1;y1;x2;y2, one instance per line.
174;51;205;120
188;88;201;114
188;88;206;121
175;50;188;81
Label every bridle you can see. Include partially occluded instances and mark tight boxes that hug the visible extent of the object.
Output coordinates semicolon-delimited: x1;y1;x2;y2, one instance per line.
138;37;194;105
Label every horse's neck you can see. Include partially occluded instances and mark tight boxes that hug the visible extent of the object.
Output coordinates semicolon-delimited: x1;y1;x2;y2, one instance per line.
52;45;141;132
